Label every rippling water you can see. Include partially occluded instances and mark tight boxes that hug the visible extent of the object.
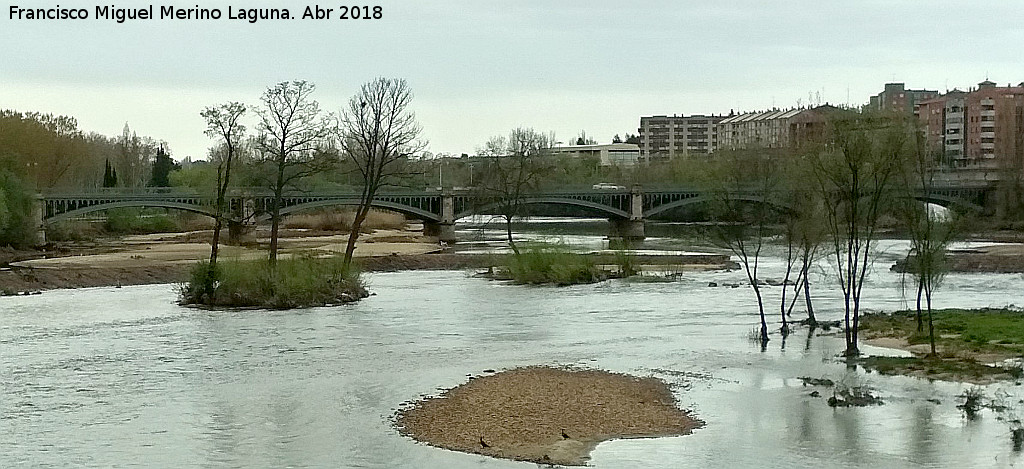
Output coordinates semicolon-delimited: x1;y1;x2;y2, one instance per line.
3;233;1024;467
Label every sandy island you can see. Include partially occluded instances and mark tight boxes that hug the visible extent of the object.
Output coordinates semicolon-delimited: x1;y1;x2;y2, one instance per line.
394;366;702;466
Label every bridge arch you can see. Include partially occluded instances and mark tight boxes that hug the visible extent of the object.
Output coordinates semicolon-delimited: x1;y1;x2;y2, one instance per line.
455;196;629;220
645;194;794;218
258;199;442;223
911;194;983;214
45;200;219;224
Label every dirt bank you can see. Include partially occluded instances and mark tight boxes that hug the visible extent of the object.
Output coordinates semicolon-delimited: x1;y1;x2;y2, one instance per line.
0;228;441;292
394;366;702;466
894;243;1024;273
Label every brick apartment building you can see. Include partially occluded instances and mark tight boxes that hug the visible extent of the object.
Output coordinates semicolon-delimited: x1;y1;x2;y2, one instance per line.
917;80;1024;169
638;114;724;161
868;82;939;116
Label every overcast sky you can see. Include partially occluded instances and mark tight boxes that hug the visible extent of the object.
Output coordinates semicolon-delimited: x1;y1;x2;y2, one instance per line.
2;0;1022;160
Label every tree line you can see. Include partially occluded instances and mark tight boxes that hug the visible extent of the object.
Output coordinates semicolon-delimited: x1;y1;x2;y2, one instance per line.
0;111;172;245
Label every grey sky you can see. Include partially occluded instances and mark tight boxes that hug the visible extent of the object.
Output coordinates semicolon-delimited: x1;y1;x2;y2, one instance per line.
2;0;1022;160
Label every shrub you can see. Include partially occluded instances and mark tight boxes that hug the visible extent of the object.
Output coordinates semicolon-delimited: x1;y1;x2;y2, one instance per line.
505;244;605;286
283;208;406;232
0;170;36;247
104;208;182;234
179;252;367;308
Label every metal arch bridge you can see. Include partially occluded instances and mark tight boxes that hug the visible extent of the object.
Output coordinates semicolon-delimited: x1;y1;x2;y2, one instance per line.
39;185;990;226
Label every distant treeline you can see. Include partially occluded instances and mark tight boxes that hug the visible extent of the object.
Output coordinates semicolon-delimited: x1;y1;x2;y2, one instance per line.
0;109;172;245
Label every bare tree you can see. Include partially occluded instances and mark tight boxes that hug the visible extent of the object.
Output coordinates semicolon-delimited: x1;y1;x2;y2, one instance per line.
811;113;907;356
475;128;555;255
336;77;424;271
702;149;780;346
253;80;334;268
200;102;247;288
778;159;825;327
117;123;156;188
900;131;960;355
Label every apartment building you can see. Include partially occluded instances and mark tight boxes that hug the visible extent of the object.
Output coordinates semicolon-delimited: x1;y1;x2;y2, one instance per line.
917;80;1024;169
868;83;940;116
638;114;724;161
716;105;838;151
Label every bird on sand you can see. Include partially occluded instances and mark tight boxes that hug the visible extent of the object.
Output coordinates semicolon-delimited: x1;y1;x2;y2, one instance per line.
561;429;570;439
480;436;490;448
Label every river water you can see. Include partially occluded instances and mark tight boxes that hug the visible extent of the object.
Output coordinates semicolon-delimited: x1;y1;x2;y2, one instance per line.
3;221;1024;468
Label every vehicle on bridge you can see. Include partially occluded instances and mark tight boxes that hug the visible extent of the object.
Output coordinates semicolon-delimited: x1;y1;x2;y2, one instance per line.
592;182;626;190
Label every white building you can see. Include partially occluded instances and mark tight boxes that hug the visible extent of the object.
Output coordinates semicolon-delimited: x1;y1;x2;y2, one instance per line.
548;143;641;166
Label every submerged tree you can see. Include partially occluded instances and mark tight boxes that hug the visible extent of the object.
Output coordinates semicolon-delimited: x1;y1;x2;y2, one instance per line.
811;113;908;356
337;77;424;272
702;149;781;345
778;158;825;327
200;101;247;294
900;132;960;355
253;80;333;268
475;127;555;255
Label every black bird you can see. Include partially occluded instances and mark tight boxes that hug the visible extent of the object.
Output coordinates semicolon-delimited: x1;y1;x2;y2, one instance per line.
480;436;490;448
561;429;570;439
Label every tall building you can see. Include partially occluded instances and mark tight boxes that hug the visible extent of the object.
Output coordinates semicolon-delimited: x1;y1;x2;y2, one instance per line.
716;106;839;151
917;80;1024;169
868;83;940;116
638;114;724;161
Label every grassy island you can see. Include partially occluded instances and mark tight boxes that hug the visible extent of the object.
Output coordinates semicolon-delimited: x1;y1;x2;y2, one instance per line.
179;253;366;309
504;246;608;285
858;308;1024;382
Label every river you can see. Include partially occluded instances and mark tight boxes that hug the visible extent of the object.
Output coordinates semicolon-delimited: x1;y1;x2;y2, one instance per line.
2;220;1024;467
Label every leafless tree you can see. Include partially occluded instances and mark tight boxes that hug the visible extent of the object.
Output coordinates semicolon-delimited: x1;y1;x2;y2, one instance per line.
253;80;334;268
200;102;246;285
702;149;780;346
337;77;424;271
899;131;960;355
117;123;156;188
475;128;555;255
811;113;907;357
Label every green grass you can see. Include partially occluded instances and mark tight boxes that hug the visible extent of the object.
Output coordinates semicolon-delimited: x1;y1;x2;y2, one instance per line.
505;244;606;286
179;252;366;308
859;356;1023;381
105;208;180;234
860;308;1024;354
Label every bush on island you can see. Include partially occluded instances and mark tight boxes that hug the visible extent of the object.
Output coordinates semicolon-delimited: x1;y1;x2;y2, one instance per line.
179;252;367;308
505;244;606;286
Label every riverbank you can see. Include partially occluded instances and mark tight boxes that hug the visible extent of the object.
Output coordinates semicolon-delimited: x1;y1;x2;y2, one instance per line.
394;366;702;466
893;242;1024;273
0;233;733;293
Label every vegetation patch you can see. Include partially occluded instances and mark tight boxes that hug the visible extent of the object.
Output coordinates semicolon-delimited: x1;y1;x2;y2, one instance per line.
861;308;1024;356
503;244;607;286
178;252;366;308
826;386;884;407
858;356;1022;383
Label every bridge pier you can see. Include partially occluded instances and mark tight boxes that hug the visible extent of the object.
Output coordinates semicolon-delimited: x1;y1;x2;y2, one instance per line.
423;221;457;244
423;190;458;244
32;195;46;246
608;185;645;245
608;218;645;242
